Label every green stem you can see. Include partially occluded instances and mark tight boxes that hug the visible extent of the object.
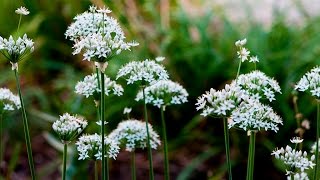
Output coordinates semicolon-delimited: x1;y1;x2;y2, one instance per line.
0;113;3;167
17;15;22;35
314;101;319;180
142;87;154;180
95;161;99;180
236;60;242;79
246;132;256;180
100;71;106;180
131;152;136;180
14;69;36;180
223;117;232;180
161;106;169;180
62;144;67;180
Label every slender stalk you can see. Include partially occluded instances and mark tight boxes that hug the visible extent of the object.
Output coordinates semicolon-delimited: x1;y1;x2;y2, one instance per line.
0;113;3;166
100;71;106;180
236;60;242;79
314;101;319;180
142;87;154;180
95;161;99;180
62;143;67;180
17;15;22;34
14;69;36;180
161;106;169;180
131;152;136;180
223;117;232;180
246;131;256;180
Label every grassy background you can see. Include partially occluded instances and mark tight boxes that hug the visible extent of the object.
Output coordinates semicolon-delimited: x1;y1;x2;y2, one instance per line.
0;0;320;179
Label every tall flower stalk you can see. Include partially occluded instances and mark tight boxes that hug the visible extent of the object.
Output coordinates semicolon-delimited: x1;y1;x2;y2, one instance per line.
223;117;232;179
315;101;319;180
246;131;256;180
160;106;169;180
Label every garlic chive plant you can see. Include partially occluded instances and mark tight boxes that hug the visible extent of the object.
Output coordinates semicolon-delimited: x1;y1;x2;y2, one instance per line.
109;119;161;180
52;113;87;180
295;66;320;180
117;59;169;180
0;88;21;168
135;79;188;180
76;133;119;180
0;6;36;179
66;5;137;180
271;137;315;180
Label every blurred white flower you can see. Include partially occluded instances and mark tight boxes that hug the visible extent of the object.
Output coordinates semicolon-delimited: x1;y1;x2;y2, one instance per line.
76;133;119;160
123;107;132;115
0;88;21;111
135;80;188;108
290;137;304;144
155;56;165;62
116;59;169;85
249;56;259;63
286;172;309;180
235;38;247;47
311;138;320;153
52;113;87;143
108;119;161;152
15;6;29;15
237;47;250;62
295;66;320;98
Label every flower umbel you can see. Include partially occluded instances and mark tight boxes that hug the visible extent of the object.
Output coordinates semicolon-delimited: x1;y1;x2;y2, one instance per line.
108;119;161;152
15;6;30;15
75;73;123;98
311;138;320;153
52;113;87;143
0;88;21;111
135;80;188;108
116;59;169;85
295;66;320;98
76;133;120;160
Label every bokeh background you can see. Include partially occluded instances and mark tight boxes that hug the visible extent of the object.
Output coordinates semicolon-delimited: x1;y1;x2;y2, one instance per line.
1;0;320;179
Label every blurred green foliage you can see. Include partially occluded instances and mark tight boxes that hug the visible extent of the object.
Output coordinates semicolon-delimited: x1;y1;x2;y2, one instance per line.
1;0;320;179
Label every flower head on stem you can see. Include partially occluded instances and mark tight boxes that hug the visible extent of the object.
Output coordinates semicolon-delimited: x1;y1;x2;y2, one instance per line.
0;88;21;111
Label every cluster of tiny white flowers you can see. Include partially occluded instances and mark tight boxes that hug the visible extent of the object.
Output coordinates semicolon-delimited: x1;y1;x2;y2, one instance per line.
195;83;245;117
229;100;282;132
235;38;259;63
135;80;188;108
290;137;304;144
271;143;315;173
295;66;320;98
75;73;123;98
15;6;30;15
123;107;132;115
116;59;169;85
311;138;320;153
232;70;281;102
76;133;120;160
65;6;138;61
108;119;161;152
0;34;34;63
52;113;88;142
0;88;21;111
286;172;309;180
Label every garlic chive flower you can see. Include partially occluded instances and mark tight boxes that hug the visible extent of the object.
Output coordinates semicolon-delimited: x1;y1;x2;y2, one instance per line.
65;6;138;61
108;119;161;152
295;66;320;98
123;107;132;115
52;113;88;143
272;141;315;176
195;83;246;117
311;139;320;153
135;80;188;108
76;133;120;160
232;70;281;102
15;6;30;15
0;88;21;111
229;100;282;132
286;172;309;180
0;34;34;65
290;137;304;144
75;73;123;98
235;38;247;47
116;59;169;85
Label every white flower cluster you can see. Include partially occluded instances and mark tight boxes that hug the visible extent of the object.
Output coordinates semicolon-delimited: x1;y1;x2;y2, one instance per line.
311;138;320;153
0;34;34;63
229;100;282;132
290;137;304;144
52;113;87;142
108;119;161;152
15;6;29;15
235;38;259;63
0;88;21;111
65;6;138;61
295;66;320;98
76;133;120;160
135;80;188;108
75;73;123;98
233;70;281;102
195;83;245;117
116;59;169;85
272;142;315;174
286;172;309;180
